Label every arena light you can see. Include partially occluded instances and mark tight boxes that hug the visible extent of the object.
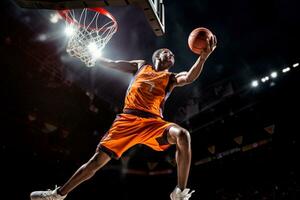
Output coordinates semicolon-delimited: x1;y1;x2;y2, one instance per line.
282;67;290;73
50;13;60;24
270;82;276;87
65;26;75;37
261;76;269;83
270;72;278;78
88;42;102;60
293;63;299;68
251;80;259;87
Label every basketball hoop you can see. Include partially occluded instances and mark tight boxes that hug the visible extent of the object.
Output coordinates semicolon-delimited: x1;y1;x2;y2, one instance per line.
58;8;118;67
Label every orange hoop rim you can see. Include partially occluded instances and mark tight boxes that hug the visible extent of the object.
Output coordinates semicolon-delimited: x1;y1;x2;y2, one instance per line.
58;7;118;32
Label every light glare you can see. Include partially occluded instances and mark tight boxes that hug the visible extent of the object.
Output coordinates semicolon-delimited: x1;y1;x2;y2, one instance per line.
270;72;277;78
50;13;59;23
282;67;290;73
251;80;259;87
88;42;102;59
65;26;75;37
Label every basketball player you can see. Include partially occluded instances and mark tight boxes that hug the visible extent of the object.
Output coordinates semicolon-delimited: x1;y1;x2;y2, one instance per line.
30;35;217;200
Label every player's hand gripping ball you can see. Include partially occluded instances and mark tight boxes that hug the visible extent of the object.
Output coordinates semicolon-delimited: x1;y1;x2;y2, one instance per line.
188;27;214;54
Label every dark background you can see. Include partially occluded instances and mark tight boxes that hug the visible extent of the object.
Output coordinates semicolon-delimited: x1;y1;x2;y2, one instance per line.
1;0;300;199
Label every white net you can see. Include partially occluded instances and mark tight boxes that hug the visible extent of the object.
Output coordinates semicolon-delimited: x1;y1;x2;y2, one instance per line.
60;8;117;67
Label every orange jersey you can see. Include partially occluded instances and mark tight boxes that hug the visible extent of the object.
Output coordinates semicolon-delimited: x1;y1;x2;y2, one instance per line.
98;65;176;159
98;113;174;159
123;65;173;117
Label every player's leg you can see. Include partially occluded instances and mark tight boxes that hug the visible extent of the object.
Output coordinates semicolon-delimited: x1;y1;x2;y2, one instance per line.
59;150;111;195
30;150;111;200
167;126;191;190
167;125;194;200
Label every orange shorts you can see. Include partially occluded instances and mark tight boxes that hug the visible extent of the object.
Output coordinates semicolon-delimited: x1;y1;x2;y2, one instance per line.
97;110;175;159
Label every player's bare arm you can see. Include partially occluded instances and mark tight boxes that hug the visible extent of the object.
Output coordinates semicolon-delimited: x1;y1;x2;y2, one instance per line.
173;35;217;88
97;57;146;74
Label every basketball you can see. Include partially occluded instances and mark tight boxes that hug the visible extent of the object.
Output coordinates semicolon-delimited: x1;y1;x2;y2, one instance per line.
188;27;214;54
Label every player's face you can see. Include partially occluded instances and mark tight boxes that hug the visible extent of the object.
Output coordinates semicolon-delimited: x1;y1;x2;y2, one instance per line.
157;49;175;71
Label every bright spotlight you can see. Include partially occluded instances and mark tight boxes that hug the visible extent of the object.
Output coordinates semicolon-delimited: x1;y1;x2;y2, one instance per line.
50;13;59;23
88;42;98;53
88;42;102;59
293;63;299;68
270;72;277;78
261;76;269;83
251;80;259;87
65;26;75;37
282;67;290;73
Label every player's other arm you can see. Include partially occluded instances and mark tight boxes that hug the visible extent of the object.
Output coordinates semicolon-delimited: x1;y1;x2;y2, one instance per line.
173;35;217;88
97;57;146;74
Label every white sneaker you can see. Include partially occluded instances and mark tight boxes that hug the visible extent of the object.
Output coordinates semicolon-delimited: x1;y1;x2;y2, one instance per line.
170;186;195;200
30;186;67;200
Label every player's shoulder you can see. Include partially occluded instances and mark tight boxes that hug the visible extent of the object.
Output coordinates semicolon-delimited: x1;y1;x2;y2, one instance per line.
168;72;177;82
167;71;188;89
130;60;146;68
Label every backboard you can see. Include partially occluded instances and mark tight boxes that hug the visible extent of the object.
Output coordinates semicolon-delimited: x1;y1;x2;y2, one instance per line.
14;0;165;36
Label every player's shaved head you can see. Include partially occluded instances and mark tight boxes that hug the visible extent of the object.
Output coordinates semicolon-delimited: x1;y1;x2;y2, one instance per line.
152;48;165;64
152;48;175;71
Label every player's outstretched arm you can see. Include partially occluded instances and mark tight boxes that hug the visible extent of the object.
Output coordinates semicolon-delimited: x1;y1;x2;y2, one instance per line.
97;57;146;74
173;35;217;88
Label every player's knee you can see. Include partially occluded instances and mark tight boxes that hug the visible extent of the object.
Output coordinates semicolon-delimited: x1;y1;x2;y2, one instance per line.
177;129;191;147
